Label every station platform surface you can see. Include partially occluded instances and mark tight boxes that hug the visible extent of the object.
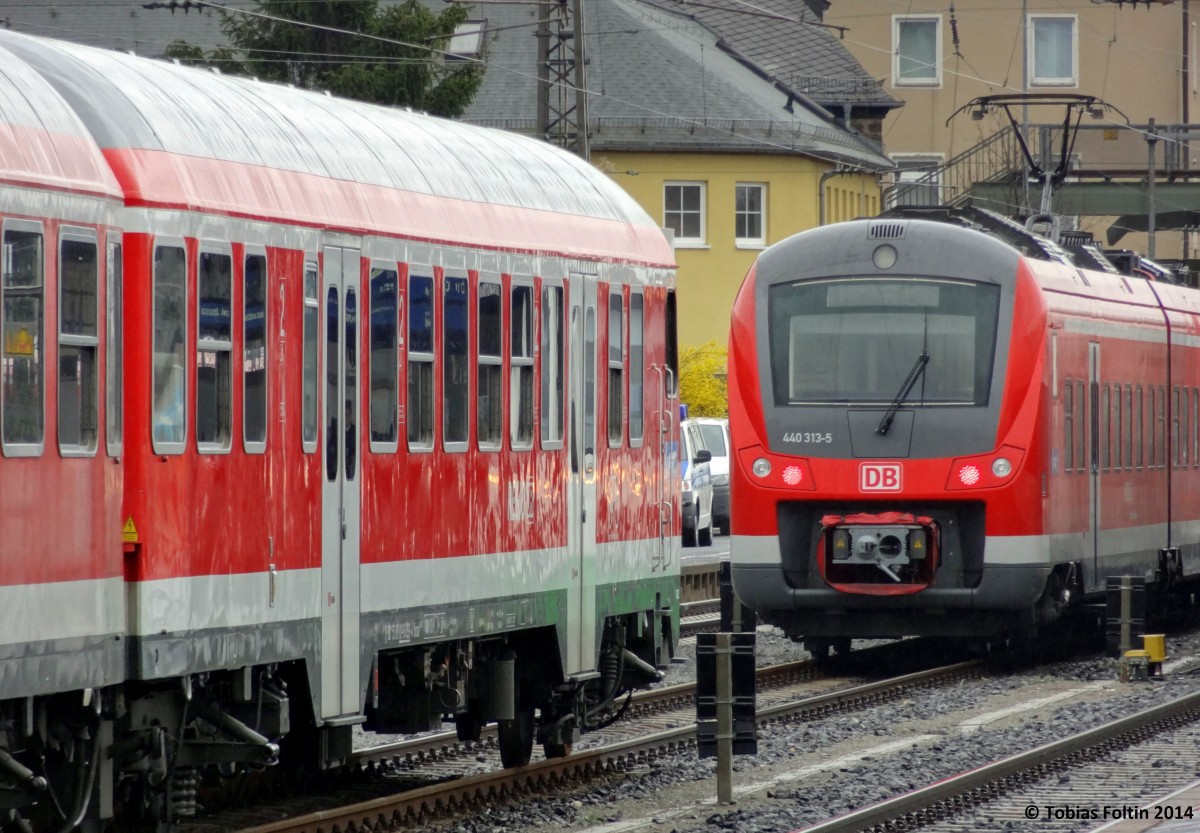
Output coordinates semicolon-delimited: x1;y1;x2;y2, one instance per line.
1091;780;1200;832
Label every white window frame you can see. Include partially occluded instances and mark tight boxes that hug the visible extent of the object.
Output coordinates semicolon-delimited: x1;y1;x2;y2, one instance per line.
892;15;942;87
735;182;767;248
663;182;707;248
1029;15;1077;87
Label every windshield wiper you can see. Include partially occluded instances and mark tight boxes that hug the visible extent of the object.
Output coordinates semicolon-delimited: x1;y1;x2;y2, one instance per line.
877;352;930;436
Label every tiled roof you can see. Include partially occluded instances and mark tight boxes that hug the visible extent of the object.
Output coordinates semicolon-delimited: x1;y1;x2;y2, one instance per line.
0;1;249;57
462;0;892;168
641;0;897;109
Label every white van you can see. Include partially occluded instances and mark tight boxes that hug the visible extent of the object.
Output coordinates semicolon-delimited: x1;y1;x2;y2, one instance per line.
680;419;714;547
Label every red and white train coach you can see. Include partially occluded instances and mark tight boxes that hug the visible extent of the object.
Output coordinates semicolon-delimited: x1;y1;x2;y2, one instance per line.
0;29;681;830
729;208;1200;656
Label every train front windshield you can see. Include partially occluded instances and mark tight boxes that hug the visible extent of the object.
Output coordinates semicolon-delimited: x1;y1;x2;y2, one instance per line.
768;277;1000;406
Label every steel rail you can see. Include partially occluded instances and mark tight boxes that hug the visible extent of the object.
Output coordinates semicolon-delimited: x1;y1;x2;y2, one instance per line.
797;688;1200;833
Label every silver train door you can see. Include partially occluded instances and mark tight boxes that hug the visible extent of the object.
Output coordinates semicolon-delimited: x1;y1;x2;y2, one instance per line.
1087;342;1100;587
320;243;362;718
567;273;598;675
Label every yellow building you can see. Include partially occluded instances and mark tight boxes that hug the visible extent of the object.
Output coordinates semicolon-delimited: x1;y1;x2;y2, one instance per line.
825;0;1197;260
596;153;880;345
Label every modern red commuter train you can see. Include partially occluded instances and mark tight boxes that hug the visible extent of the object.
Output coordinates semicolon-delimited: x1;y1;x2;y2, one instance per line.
0;29;681;831
729;206;1200;657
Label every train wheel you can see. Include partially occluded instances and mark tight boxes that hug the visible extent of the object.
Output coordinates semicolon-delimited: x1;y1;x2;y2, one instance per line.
497;706;535;768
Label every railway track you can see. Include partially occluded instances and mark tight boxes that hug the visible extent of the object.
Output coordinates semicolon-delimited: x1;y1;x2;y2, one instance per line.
181;644;985;833
798;687;1200;833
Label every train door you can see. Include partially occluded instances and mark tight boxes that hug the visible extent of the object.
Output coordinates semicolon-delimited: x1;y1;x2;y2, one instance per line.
1088;342;1100;587
652;290;679;572
320;243;362;718
566;272;598;675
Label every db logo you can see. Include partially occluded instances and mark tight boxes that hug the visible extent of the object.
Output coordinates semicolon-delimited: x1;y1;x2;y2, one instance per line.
860;463;902;492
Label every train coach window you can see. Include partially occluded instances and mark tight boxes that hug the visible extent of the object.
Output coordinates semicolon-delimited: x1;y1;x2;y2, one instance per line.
540;283;564;448
443;274;469;448
1074;381;1085;472
152;243;187;451
1135;386;1144;469
511;282;534;449
1193;389;1199;467
478;279;502;450
106;236;123;456
407;273;434;449
244;252;268;451
369;264;398;447
1157;385;1167;468
2;224;44;454
1070;381;1080;472
302;260;319;450
608;292;624;446
1124;384;1133;470
1100;385;1110;472
58;232;99;454
630;292;644;445
768;278;1000;407
197;249;233;451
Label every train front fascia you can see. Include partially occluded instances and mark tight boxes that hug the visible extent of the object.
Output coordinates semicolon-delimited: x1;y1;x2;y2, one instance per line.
730;218;1055;639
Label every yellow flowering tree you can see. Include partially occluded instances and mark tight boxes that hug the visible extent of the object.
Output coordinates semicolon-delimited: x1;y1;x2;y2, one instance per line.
679;341;728;418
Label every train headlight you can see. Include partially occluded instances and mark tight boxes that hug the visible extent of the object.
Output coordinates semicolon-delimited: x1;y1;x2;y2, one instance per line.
957;465;981;486
991;457;1013;478
752;458;772;478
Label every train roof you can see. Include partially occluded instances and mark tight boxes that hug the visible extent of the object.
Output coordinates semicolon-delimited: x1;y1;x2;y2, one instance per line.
0;40;121;198
0;30;673;266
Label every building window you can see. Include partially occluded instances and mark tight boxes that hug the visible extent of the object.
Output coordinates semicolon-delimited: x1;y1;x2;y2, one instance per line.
887;154;943;208
510;281;534;449
664;182;706;245
735;183;766;246
1030;16;1076;86
407;272;435;450
197;248;233;451
59;231;99;454
893;16;940;86
447;20;486;60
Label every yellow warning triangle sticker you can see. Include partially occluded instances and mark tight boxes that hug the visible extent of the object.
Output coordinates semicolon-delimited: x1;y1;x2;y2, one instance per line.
122;517;139;543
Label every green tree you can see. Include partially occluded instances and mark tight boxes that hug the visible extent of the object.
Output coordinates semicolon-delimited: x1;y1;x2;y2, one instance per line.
679;341;727;418
166;0;483;117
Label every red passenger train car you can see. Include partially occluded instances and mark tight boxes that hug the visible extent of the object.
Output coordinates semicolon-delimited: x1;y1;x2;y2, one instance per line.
729;207;1200;657
0;30;681;831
